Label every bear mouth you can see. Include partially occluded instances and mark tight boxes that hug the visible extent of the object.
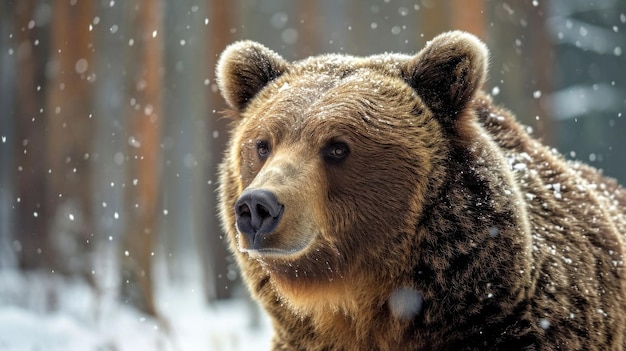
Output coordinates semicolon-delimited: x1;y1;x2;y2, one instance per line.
240;246;304;259
237;229;316;260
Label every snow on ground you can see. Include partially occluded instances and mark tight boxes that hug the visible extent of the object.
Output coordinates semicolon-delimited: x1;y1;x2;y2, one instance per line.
0;270;272;351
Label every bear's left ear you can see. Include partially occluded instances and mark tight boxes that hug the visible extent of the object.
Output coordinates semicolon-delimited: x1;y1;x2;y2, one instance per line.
402;31;488;118
216;41;290;112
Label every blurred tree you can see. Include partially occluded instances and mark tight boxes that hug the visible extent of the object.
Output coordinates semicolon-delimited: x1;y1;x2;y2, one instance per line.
91;0;130;292
159;0;211;294
417;0;486;49
44;0;96;280
297;1;321;57
12;0;51;271
0;0;17;269
120;0;163;316
486;0;555;143
524;0;555;141
450;0;485;38
419;0;449;42
204;0;238;301
416;0;496;50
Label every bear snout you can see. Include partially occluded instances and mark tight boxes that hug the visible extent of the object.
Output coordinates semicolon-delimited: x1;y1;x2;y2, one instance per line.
235;188;284;250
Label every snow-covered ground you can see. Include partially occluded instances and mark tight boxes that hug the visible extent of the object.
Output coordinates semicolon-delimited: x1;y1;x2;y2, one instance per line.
0;270;272;351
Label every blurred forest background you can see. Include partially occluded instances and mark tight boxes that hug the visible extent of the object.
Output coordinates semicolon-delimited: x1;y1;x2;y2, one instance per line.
0;0;625;348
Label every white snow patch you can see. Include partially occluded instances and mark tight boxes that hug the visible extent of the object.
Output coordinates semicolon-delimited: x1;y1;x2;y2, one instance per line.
513;163;527;171
0;271;272;351
389;287;423;320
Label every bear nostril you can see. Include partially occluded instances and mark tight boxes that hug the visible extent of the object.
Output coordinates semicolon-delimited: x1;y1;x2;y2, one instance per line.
256;204;270;219
234;189;284;247
237;203;251;217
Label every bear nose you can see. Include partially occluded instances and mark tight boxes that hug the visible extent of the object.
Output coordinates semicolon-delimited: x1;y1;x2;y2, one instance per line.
234;189;284;246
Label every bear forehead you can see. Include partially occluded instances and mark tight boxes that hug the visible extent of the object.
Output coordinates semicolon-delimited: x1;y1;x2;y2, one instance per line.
241;77;421;145
242;57;421;131
292;52;411;74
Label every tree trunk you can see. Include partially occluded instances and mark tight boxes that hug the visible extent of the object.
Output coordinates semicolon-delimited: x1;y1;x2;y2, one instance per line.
450;0;485;38
13;0;50;271
44;0;96;280
204;0;238;301
297;1;321;58
1;0;17;269
158;0;210;290
120;0;163;316
418;0;449;44
90;0;130;292
524;0;555;143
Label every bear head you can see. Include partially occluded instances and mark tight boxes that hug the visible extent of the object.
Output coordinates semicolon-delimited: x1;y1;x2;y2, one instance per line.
216;31;494;314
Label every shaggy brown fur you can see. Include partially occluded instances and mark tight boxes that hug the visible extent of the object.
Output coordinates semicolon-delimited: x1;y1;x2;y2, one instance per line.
215;31;626;350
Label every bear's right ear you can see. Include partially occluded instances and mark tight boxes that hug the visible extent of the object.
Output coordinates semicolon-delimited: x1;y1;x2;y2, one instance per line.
401;31;488;120
216;41;290;112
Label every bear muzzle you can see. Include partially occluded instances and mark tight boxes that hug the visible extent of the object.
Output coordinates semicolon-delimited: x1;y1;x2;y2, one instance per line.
235;188;285;252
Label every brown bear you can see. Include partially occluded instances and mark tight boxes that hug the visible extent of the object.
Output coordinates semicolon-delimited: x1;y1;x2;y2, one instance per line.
215;31;626;350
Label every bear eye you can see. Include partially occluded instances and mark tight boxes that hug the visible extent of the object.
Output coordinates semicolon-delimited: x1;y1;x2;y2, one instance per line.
324;142;350;163
256;140;270;159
